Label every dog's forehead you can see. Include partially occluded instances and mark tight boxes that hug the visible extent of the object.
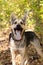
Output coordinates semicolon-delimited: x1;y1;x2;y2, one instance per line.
14;19;23;23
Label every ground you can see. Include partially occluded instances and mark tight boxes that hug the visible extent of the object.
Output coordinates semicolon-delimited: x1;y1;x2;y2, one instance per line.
0;28;43;65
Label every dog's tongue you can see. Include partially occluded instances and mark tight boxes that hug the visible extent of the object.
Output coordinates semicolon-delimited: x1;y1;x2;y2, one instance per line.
15;30;21;40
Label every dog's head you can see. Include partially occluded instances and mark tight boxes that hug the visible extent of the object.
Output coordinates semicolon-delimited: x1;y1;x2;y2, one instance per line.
10;12;28;41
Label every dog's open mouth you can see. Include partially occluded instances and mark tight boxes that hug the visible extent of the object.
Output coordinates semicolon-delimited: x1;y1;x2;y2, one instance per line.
14;27;23;41
15;30;22;40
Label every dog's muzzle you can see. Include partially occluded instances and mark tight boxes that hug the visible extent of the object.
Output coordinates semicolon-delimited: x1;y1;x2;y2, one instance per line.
14;24;23;32
14;24;23;41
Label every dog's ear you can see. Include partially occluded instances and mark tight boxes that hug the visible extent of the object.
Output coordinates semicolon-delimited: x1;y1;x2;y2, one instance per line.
22;11;28;23
10;13;16;24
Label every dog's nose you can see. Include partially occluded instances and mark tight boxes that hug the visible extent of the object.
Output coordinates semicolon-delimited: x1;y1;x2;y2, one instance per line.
17;24;21;28
16;24;22;31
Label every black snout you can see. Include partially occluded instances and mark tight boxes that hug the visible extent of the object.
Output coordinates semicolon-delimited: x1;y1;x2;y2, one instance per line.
16;24;22;31
17;24;21;28
14;24;23;31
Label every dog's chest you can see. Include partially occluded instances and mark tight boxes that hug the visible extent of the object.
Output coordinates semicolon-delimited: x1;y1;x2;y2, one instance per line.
10;36;26;51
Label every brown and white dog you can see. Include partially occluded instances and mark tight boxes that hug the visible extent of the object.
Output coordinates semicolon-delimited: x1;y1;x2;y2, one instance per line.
9;12;43;65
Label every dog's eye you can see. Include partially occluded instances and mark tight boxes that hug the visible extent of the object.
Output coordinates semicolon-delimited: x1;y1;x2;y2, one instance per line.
20;22;25;25
20;22;23;24
14;21;17;24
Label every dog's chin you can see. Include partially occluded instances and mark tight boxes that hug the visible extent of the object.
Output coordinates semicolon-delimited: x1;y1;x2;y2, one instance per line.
14;30;22;41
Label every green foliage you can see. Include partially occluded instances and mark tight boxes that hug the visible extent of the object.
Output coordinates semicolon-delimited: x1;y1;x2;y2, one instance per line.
0;0;43;33
28;0;43;33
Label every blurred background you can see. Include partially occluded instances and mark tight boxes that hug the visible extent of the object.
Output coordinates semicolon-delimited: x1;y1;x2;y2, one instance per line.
0;0;43;65
0;0;43;37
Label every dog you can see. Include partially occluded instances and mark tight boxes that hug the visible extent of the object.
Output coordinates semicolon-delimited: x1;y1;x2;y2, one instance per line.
9;12;43;65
